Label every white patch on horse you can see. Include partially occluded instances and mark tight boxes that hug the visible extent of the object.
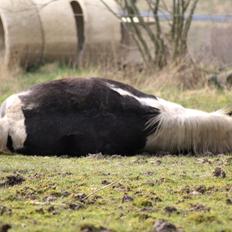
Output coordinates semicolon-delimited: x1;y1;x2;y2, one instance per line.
108;84;137;98
0;118;9;152
108;84;158;107
1;91;30;151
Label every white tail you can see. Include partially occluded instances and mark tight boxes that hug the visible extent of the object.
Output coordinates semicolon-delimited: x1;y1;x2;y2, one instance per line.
145;98;232;154
0;118;9;152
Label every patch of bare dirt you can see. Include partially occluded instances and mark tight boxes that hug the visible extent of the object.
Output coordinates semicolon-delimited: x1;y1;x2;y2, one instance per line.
213;167;226;178
190;203;211;212
164;206;179;215
0;206;12;216
0;224;11;232
0;175;25;187
101;180;111;185
226;198;232;205
153;220;182;232
122;194;134;203
80;224;113;232
47;206;59;215
195;185;207;194
112;183;131;192
35;206;60;215
74;193;87;203
180;185;217;196
66;203;84;210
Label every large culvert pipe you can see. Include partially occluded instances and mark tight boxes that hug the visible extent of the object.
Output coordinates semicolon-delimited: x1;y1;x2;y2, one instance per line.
71;0;121;63
0;0;121;68
72;0;121;45
32;0;121;64
0;17;5;59
32;0;78;63
0;0;43;68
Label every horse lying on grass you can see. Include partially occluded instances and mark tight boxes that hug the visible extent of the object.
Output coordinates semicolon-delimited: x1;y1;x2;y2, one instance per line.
0;77;232;156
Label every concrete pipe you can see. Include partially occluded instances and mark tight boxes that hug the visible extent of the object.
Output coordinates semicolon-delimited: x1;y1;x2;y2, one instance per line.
0;0;121;68
32;0;121;64
69;0;121;63
71;0;121;45
32;0;78;63
0;0;43;67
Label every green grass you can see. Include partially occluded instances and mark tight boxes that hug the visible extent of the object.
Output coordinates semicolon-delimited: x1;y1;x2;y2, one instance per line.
1;65;232;232
1;155;232;232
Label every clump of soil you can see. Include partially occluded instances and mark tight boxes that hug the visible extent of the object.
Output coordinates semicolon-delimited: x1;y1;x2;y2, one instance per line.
74;193;87;202
80;224;113;232
67;203;84;210
0;224;11;232
190;204;210;212
47;206;59;215
213;167;226;178
153;220;181;232
164;206;179;215
140;200;153;207
155;160;162;165
35;205;61;215
195;185;207;194
180;185;216;195
0;175;25;187
122;194;134;203
226;198;232;205
101;180;111;185
0;206;12;216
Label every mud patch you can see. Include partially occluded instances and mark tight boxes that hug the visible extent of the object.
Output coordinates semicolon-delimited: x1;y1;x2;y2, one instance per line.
153;220;181;232
164;206;179;215
180;185;216;195
66;202;84;210
190;204;210;212
213;167;226;178
0;224;11;232
101;180;111;185
226;198;232;205
47;206;59;215
80;224;113;232
194;185;207;194
122;194;134;203
0;175;25;187
0;206;12;216
35;206;59;215
74;193;87;202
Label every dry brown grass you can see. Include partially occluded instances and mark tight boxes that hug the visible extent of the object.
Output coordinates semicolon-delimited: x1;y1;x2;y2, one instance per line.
0;63;23;98
96;56;207;94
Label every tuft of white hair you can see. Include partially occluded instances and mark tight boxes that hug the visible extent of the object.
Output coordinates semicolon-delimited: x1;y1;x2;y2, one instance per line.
145;98;232;154
0;118;9;153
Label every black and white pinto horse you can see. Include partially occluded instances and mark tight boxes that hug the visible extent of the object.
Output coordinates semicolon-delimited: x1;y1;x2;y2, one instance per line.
0;77;232;156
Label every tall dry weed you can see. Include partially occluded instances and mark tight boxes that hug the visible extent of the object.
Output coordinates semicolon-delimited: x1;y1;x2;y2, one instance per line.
0;63;22;98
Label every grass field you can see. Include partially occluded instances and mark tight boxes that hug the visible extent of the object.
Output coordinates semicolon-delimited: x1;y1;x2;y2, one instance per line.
1;65;232;232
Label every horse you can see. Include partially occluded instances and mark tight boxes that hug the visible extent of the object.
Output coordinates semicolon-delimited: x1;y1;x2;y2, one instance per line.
0;77;232;156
